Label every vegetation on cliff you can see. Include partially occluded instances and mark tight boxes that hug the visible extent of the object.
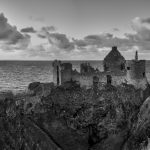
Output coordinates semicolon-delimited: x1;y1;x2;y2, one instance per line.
0;82;150;150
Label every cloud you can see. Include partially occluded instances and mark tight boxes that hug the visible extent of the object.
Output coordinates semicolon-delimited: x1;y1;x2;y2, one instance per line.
139;17;150;24
122;17;150;50
26;32;75;59
37;26;57;39
21;27;36;33
1;13;150;59
0;34;31;51
41;26;56;32
73;38;87;48
32;16;150;59
113;28;120;32
73;33;113;47
84;33;113;46
73;33;119;49
37;34;46;39
73;17;150;53
131;17;150;41
0;13;30;49
24;42;64;60
27;45;50;57
29;16;45;22
42;32;74;51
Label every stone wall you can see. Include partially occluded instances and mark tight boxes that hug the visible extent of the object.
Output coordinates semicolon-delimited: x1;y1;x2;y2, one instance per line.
72;71;127;88
126;60;148;89
103;46;126;73
97;72;127;86
72;72;80;84
52;60;62;85
61;64;72;83
52;58;148;90
127;60;146;79
97;73;107;84
127;78;148;90
79;74;94;89
111;75;127;86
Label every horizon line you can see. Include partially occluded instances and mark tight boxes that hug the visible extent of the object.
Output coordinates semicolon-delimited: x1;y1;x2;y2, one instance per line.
0;59;149;61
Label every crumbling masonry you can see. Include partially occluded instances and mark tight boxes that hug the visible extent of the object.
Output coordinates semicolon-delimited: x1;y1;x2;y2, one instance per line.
52;46;148;90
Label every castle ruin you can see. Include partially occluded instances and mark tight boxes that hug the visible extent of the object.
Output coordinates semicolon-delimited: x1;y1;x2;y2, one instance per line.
52;46;148;90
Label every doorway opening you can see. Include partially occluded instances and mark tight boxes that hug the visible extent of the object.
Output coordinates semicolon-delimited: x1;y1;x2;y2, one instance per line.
107;75;112;84
57;66;59;85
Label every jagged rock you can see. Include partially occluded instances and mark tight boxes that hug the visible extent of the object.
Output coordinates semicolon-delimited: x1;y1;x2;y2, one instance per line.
0;82;149;150
137;96;150;131
0;91;14;101
42;115;89;150
28;82;41;91
24;95;41;113
27;82;54;97
91;130;128;150
143;84;150;101
142;138;150;150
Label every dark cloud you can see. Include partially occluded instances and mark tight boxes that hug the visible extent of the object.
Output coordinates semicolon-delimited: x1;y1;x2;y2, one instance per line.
0;13;30;47
73;38;87;48
1;13;150;58
113;28;120;32
125;27;150;42
37;34;46;39
37;26;57;39
48;33;74;51
41;26;56;32
84;33;113;46
73;17;150;52
21;27;36;33
39;32;74;51
123;17;150;50
74;33;115;49
36;17;150;55
140;18;150;24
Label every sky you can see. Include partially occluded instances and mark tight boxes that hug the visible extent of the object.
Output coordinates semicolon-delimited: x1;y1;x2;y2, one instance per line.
0;0;150;60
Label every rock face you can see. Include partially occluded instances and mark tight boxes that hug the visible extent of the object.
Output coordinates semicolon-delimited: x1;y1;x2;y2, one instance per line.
0;82;150;150
28;82;41;91
41;115;89;150
136;96;150;134
24;82;54;113
0;91;14;101
27;82;54;97
35;83;143;150
23;118;62;150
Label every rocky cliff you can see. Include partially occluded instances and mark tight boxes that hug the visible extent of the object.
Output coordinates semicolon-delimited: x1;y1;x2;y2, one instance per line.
0;82;150;150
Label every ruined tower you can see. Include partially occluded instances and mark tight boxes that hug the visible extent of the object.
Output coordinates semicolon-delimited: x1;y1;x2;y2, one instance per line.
52;60;62;86
103;46;126;73
127;51;148;89
61;63;72;83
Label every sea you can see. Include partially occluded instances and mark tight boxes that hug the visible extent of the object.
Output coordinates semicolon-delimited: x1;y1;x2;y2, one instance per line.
0;60;150;94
